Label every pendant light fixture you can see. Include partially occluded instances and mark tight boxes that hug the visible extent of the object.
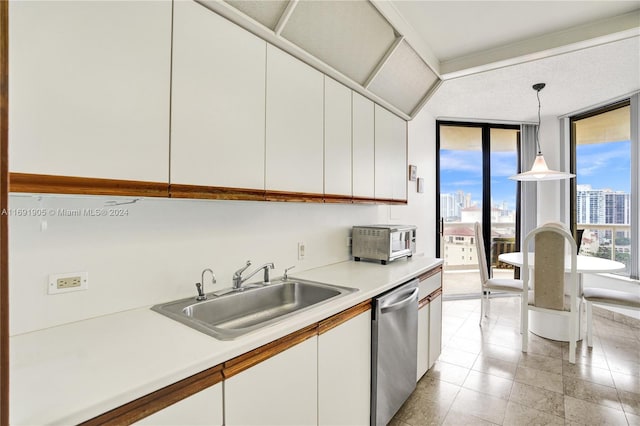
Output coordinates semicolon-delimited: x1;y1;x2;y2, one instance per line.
509;83;575;181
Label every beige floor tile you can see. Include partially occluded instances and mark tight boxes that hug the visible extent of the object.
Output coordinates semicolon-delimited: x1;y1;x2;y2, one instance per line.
472;354;518;380
415;375;461;406
515;366;564;393
525;335;564;358
441;409;498;426
502;400;564;426
449;388;508;425
388;417;414;426
612;371;640;394
564;395;628;425
608;358;640;378
391;387;452;426
439;347;479;369
562;359;615;387
563;344;611;370
627;411;640;426
427;361;470;387
480;343;522;364
563;376;622;411
445;336;483;354
618;389;640;416
508;381;565;418
462;369;513;400
519;352;563;375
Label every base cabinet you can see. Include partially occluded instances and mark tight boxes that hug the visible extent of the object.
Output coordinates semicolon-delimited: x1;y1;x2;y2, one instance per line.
417;303;430;380
428;293;443;369
318;309;371;425
134;383;223;426
225;337;318;426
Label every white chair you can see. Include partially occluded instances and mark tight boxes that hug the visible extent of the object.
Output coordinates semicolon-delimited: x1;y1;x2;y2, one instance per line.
474;222;524;326
583;287;640;347
521;223;579;363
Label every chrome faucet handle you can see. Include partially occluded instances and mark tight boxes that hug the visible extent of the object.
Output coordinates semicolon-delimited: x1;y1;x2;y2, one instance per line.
283;265;296;280
197;268;216;301
234;260;252;278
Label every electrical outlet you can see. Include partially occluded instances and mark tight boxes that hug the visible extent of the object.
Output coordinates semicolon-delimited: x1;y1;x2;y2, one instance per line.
48;272;88;295
298;242;305;260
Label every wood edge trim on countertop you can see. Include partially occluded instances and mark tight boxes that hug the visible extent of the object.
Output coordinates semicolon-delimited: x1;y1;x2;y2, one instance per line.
351;196;378;204
318;299;372;335
0;0;9;423
80;365;223;426
429;288;443;300
222;323;318;379
418;265;443;282
418;296;430;310
169;183;266;201
9;173;169;197
374;198;407;205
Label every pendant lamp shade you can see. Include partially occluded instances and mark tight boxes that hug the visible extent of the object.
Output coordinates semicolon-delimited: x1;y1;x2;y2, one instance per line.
510;83;575;181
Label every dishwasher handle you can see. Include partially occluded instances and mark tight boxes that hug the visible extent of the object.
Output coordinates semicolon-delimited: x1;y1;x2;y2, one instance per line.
380;288;419;314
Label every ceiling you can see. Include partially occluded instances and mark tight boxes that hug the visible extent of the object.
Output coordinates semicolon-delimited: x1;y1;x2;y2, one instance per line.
381;0;640;121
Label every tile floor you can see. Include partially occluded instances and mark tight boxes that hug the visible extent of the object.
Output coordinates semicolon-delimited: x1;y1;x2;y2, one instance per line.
391;297;640;425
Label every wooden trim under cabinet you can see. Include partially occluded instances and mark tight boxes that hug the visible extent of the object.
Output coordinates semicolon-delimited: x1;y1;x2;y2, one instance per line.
418;296;430;310
80;365;223;426
418;265;442;282
323;193;355;204
9;173;169;197
170;183;265;201
318;299;372;335
265;189;325;203
223;323;318;379
372;197;407;205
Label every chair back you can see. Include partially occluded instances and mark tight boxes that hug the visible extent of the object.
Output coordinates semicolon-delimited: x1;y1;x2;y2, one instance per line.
523;223;577;311
474;222;489;285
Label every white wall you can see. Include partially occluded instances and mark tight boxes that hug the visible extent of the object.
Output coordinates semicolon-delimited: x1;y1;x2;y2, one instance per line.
9;111;438;336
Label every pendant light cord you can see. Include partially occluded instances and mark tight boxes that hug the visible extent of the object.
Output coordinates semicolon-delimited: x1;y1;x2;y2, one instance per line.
536;88;542;155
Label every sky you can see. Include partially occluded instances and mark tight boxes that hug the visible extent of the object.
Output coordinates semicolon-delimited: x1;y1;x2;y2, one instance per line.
440;140;631;211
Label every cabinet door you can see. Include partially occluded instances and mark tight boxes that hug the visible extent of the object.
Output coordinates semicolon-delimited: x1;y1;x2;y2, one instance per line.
324;77;352;197
318;310;371;425
9;0;171;182
134;383;223;426
352;93;375;199
417;303;430;380
374;105;407;200
170;1;266;189
265;45;324;194
428;294;443;368
225;337;318;425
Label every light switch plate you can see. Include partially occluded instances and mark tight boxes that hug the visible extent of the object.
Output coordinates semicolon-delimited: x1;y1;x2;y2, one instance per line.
48;272;88;295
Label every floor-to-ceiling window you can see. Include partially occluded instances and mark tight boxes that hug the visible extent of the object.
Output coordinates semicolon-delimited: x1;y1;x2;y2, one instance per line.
436;121;520;298
571;100;635;278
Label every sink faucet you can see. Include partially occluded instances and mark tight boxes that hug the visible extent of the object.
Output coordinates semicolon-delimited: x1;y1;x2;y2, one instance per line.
232;260;275;290
195;268;216;301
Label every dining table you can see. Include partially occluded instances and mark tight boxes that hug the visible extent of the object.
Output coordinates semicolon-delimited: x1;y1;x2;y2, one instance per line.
498;252;625;341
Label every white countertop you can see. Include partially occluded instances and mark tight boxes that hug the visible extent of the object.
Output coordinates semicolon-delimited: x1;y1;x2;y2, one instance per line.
10;256;442;425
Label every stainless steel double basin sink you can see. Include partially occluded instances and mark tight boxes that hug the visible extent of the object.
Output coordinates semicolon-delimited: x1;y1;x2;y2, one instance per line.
152;279;357;340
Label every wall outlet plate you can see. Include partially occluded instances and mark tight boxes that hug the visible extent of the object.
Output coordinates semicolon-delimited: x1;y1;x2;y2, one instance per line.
48;272;88;295
298;242;305;260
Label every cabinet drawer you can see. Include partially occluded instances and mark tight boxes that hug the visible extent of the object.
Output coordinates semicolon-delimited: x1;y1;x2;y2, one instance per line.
419;271;442;301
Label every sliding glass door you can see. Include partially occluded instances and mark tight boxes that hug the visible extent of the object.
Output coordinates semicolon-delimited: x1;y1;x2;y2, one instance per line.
436;121;520;298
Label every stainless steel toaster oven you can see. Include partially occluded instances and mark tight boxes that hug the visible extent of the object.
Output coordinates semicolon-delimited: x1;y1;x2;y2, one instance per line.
352;225;416;264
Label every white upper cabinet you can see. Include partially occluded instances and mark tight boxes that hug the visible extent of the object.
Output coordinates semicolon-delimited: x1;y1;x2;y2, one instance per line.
352;93;375;199
170;1;266;189
374;105;407;200
265;45;324;194
324;77;352;197
8;0;171;182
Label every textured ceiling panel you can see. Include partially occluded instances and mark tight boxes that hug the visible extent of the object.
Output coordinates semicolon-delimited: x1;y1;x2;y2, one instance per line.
367;40;440;115
281;0;397;84
224;0;288;30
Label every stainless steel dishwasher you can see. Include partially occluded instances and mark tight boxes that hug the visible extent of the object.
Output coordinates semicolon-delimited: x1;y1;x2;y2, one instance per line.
371;278;419;426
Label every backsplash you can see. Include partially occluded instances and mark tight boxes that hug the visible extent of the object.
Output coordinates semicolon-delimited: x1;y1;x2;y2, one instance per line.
9;196;386;335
